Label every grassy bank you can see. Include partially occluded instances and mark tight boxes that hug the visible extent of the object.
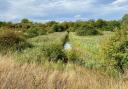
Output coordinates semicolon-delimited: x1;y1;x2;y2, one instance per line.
69;32;114;68
15;32;68;64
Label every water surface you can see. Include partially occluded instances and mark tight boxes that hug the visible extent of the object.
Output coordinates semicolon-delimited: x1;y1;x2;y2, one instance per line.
64;42;71;49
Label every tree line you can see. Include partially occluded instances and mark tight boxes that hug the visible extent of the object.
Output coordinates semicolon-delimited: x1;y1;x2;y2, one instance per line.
0;14;128;37
0;18;121;32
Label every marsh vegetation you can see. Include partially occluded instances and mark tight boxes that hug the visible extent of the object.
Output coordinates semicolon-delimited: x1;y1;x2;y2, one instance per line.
0;14;128;89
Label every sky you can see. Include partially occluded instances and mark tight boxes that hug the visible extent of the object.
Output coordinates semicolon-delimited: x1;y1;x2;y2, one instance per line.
0;0;128;22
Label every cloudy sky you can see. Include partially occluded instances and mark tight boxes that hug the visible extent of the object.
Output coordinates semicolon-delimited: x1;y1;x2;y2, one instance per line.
0;0;128;22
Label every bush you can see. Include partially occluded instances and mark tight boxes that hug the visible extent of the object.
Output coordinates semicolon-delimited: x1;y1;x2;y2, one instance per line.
47;29;54;33
25;28;47;38
42;44;67;63
68;27;75;32
76;29;101;36
0;30;31;53
66;49;79;63
101;30;128;74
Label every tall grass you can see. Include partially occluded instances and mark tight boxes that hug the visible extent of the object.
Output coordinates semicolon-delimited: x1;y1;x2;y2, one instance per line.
0;55;128;89
69;31;114;69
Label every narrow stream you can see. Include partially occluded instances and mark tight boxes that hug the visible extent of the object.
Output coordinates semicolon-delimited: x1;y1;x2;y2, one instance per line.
64;32;72;50
64;42;71;49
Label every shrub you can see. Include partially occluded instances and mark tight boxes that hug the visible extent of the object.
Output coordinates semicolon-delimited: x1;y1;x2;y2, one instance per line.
25;28;47;38
101;30;128;74
66;49;79;63
52;24;61;32
68;27;75;32
42;44;67;63
76;27;101;36
47;29;54;33
0;30;31;53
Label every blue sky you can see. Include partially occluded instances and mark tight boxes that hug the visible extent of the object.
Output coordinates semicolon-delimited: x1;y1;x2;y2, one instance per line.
0;0;128;22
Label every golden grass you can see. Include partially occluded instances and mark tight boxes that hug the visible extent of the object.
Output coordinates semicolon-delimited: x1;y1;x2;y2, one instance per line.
0;55;128;89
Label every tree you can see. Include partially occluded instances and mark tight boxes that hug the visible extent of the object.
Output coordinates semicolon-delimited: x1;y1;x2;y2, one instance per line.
21;18;31;23
122;14;128;22
0;22;6;27
52;23;67;32
95;19;107;29
46;21;58;27
107;20;121;31
122;14;128;27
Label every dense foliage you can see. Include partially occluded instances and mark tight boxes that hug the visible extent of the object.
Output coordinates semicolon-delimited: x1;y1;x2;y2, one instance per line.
43;44;67;62
102;30;128;74
76;27;101;36
101;15;128;74
25;28;47;38
0;18;121;35
0;30;31;53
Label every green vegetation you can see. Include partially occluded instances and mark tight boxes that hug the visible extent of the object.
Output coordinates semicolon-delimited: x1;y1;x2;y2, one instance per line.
25;28;47;38
76;27;101;36
0;14;127;78
15;32;68;64
0;30;31;53
0;18;121;35
70;30;128;77
69;31;113;68
101;30;128;75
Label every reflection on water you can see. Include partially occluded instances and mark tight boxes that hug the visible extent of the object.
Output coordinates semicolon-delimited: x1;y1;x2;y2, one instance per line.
64;42;71;49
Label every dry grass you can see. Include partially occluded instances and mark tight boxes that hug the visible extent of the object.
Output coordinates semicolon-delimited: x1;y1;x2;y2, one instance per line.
0;55;128;89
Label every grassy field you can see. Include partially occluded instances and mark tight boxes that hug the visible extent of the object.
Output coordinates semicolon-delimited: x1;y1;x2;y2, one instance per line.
0;31;128;89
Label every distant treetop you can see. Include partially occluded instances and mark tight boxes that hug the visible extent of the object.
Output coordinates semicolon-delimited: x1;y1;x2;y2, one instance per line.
21;18;32;23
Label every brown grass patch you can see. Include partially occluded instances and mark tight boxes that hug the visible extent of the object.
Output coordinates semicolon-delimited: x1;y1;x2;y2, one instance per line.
0;55;128;89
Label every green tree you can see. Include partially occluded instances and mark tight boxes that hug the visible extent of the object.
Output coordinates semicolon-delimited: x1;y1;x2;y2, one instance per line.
107;20;121;31
21;18;31;23
122;14;128;29
95;19;107;29
122;14;128;22
46;21;58;27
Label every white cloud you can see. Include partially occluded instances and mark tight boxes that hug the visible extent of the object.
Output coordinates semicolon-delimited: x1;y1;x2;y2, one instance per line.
0;0;96;21
112;0;128;6
0;0;128;22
